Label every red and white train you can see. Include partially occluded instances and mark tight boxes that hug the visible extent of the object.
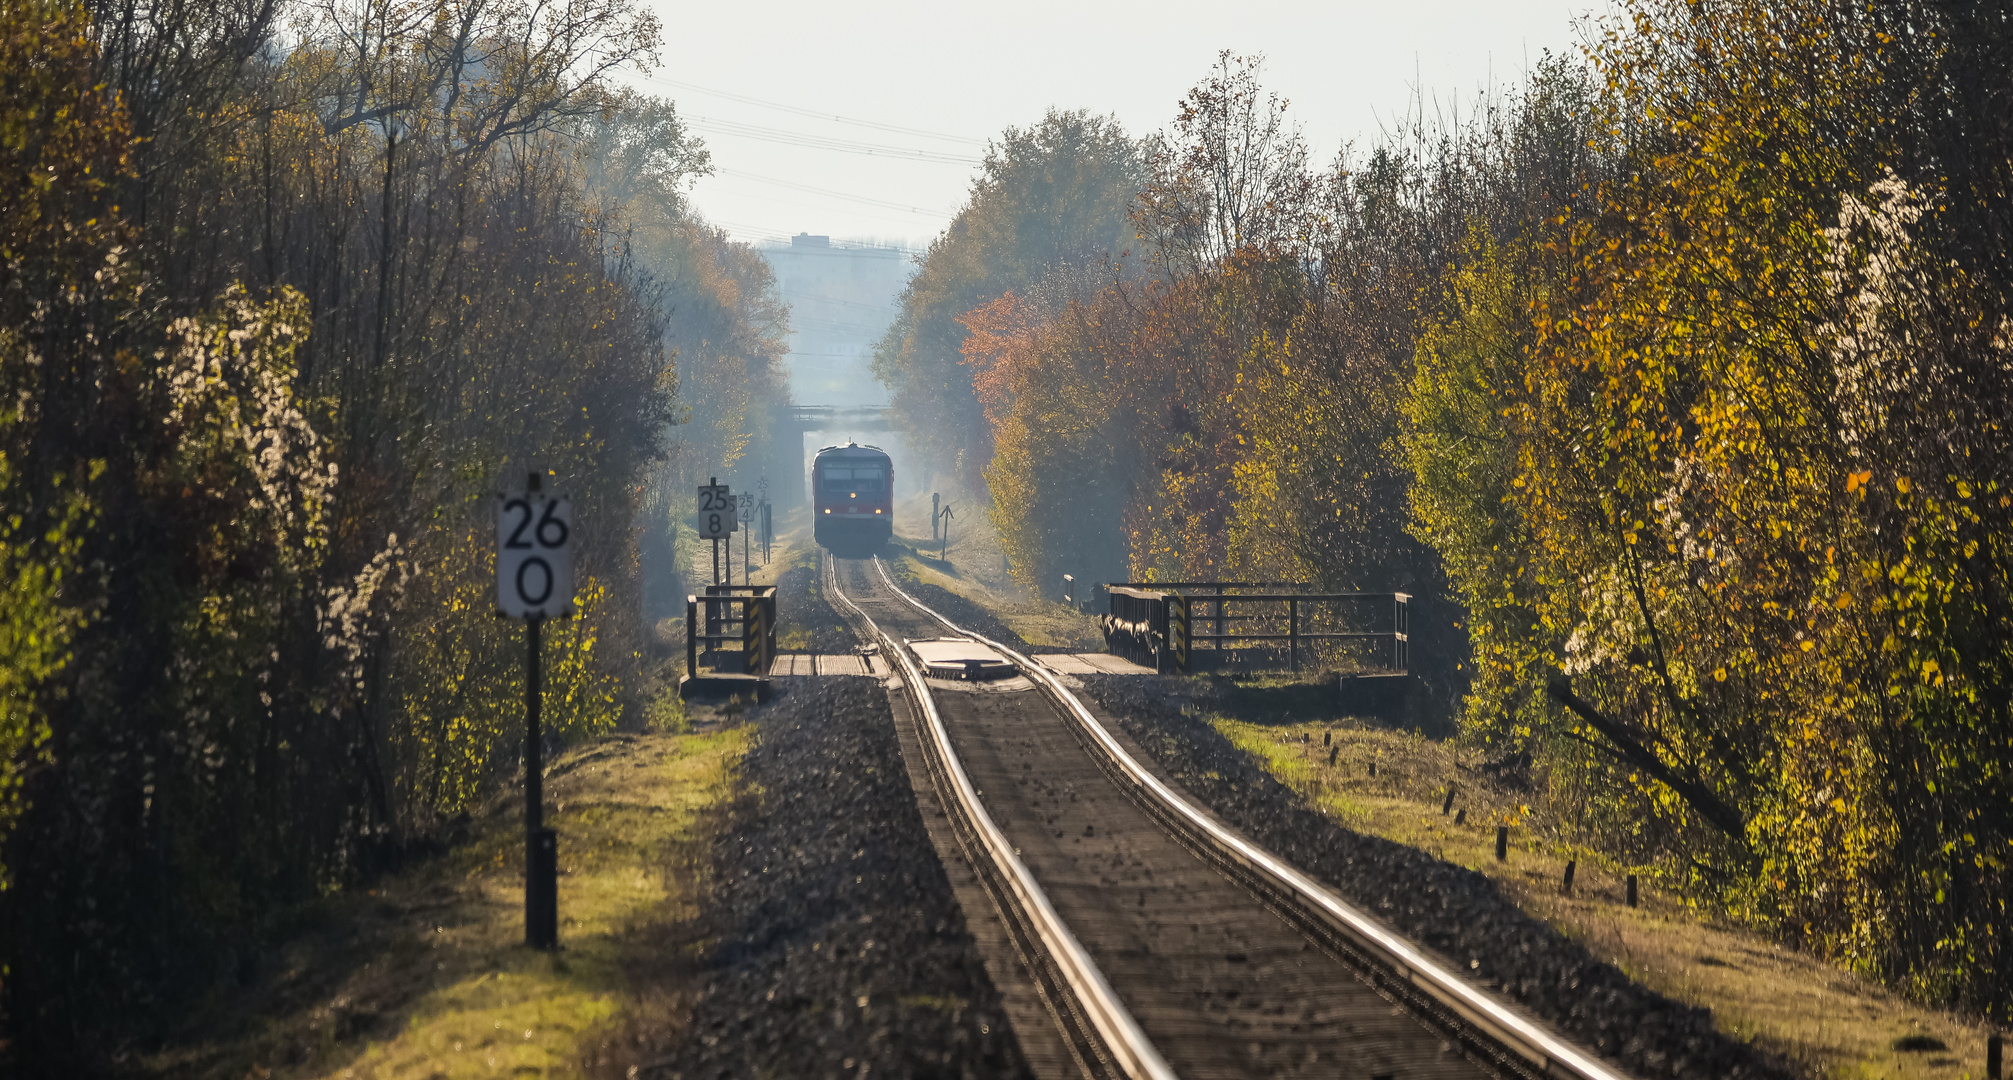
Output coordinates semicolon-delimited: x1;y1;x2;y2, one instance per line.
812;442;893;551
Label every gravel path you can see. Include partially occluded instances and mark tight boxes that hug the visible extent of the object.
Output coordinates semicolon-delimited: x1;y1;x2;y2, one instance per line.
1071;674;1795;1080
656;678;1031;1080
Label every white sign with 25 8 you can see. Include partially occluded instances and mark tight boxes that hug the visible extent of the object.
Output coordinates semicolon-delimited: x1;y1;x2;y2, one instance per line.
497;491;574;619
696;483;736;539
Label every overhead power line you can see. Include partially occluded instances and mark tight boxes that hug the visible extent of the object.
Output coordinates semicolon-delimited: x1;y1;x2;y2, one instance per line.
780;290;905;312
646;75;986;146
701;219;796;244
792;319;895;335
688;115;982;165
716;167;956;215
704;188;946;231
704;218;929;254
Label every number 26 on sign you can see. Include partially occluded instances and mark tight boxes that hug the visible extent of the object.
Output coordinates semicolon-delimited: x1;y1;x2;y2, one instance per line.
498;488;574;619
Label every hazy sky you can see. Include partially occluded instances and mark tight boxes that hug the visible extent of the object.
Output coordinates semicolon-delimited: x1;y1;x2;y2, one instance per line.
624;1;1606;250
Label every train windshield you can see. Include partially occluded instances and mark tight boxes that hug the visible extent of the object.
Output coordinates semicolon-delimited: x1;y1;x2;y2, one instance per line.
820;465;886;493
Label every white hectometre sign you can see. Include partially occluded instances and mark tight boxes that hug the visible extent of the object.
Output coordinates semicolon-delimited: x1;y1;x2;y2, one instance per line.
697;482;736;539
497;490;575;619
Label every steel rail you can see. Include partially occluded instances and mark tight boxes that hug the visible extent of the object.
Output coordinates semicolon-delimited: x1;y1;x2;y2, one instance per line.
826;556;1177;1080
869;557;1637;1080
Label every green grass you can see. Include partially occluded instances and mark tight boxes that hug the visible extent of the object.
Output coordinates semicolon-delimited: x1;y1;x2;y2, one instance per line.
1213;702;2001;1080
145;728;748;1080
884;546;1104;651
643;688;689;734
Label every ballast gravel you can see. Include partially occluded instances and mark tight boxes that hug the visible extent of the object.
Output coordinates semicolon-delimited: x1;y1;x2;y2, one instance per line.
657;678;1031;1080
774;562;857;654
1072;673;1797;1080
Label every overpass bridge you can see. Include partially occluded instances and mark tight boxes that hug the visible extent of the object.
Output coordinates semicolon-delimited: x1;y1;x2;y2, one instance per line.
767;404;898;508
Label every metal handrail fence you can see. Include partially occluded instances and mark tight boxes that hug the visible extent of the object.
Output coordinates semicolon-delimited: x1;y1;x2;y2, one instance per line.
685;584;777;677
1103;582;1408;675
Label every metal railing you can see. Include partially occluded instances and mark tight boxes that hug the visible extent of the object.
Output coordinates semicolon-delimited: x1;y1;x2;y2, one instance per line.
1103;582;1408;675
685;584;777;677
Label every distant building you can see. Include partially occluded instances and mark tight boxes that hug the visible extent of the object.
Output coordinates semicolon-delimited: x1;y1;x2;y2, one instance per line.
760;234;912;409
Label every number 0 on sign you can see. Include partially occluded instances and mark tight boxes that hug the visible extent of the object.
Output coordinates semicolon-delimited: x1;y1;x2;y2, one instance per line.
498;492;575;619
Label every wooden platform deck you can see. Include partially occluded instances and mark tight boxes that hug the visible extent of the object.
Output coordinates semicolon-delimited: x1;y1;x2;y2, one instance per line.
767;653;877;676
1030;653;1157;676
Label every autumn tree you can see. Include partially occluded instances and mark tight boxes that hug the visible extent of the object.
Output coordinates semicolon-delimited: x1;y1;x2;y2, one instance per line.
0;0;729;1061
876;108;1142;492
1408;0;2013;1017
577;94;791;626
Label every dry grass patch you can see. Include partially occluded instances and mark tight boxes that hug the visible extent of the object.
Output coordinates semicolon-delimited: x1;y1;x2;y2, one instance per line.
884;489;1103;651
1215;709;2000;1080
143;725;747;1080
885;546;1101;651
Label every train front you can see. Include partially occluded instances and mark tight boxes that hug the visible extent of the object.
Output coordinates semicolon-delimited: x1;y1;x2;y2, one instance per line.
812;443;894;553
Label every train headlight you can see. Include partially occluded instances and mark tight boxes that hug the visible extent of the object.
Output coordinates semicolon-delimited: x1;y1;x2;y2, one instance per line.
823;508;830;514
874;508;882;514
849;492;856;498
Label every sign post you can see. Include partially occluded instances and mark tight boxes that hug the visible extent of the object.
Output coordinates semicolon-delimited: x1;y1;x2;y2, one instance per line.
497;471;574;949
697;480;733;655
739;492;755;585
697;478;734;586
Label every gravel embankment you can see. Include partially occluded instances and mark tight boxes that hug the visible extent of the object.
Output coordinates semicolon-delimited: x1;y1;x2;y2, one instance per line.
657;679;1031;1080
1074;674;1796;1080
774;560;857;654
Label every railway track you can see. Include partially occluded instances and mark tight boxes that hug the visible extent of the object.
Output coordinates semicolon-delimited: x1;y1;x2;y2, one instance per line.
824;552;1635;1080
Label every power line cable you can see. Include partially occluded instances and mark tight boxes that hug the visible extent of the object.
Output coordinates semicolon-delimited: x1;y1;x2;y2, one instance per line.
776;290;905;311
687;115;982;165
645;75;985;146
702;217;929;253
703;188;946;230
791;322;894;335
714;167;957;215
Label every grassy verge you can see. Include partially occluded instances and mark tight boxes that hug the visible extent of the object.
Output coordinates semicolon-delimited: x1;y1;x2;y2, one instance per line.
885;487;1104;650
1209;693;1998;1080
883;544;1102;651
143;723;748;1080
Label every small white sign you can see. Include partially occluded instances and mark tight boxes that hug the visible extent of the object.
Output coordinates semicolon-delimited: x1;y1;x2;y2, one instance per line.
497;492;574;619
697;484;736;538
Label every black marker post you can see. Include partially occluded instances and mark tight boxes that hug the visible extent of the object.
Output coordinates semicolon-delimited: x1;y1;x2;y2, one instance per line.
499;470;572;949
523;472;556;948
525;606;554;947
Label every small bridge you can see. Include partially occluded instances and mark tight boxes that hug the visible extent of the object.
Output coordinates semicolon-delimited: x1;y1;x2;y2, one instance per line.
765;404;897;507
